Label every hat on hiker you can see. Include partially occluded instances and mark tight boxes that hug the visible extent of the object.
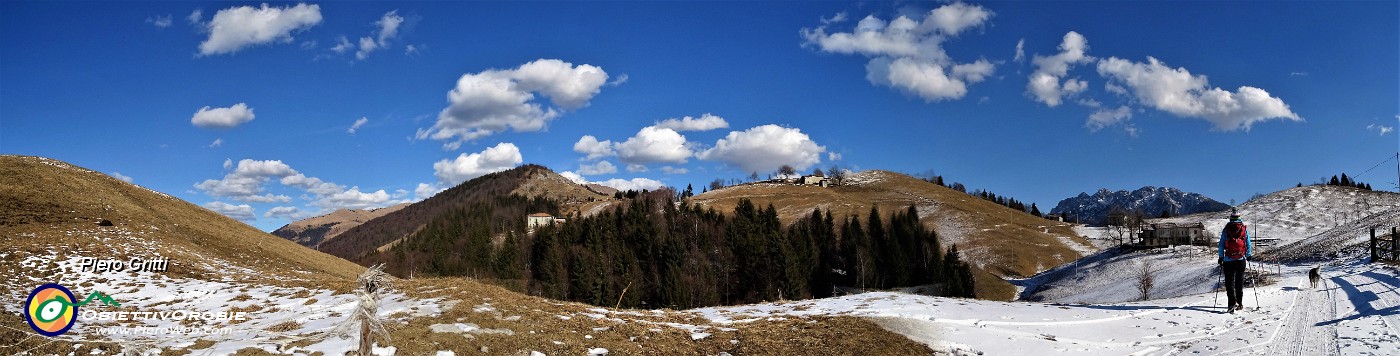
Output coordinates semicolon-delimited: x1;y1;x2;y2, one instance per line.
1229;211;1241;221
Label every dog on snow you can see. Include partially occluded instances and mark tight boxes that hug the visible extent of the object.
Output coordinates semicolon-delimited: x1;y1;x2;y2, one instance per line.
1309;266;1321;289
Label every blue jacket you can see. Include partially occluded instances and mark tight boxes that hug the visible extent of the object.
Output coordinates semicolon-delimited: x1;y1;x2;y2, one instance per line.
1218;220;1253;262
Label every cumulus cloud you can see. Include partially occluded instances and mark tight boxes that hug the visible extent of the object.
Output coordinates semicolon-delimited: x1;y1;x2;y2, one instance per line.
1086;106;1134;132
594;178;666;192
655;114;729;131
558;172;665;192
264;206;304;220
348;117;368;134
319;186;393;210
191;103;255;129
432;142;523;185
198;3;322;56
1028;31;1093;107
414;182;445;201
661;166;688;175
578;161;617;176
203;201;255;221
573;135;615;160
616;126;693;165
196;158;396;211
828;152;842;161
418;59;609;149
698;125;826;174
112;172;133;183
559;171;587;185
1096;56;1301;131
330;36;354;54
626;164;648;173
802;3;995;102
355;10;404;60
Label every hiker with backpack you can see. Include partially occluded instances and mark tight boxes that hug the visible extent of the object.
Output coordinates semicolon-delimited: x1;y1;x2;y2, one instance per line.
1218;210;1253;313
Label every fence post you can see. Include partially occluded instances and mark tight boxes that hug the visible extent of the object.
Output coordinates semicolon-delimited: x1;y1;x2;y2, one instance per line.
1383;228;1394;262
1372;228;1379;263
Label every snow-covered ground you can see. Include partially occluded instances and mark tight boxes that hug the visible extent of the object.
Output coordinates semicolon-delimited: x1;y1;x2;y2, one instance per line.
693;258;1400;355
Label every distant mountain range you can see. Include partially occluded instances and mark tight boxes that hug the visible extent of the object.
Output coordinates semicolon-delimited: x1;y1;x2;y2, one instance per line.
271;203;409;248
1050;186;1230;225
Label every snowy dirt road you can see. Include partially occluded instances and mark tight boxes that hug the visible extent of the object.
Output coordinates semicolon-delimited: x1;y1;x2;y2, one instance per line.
694;260;1400;355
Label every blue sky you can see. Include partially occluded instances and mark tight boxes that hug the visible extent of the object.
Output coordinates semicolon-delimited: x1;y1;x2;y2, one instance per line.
2;1;1397;231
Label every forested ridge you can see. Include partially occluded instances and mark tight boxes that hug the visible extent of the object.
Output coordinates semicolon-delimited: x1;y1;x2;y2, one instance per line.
365;188;975;309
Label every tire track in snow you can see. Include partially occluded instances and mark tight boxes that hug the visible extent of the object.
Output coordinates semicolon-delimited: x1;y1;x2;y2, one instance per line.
1264;275;1339;355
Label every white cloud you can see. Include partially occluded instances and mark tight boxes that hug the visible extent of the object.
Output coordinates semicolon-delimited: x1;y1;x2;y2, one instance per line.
355;10;404;60
405;44;420;56
264;206;305;220
661;166;688;175
607;73;629;86
318;186;393;210
191;103;255;129
1367;124;1394;136
147;15;173;28
1289;71;1308;77
208;138;223;148
196;158;395;211
330;36;354;54
559;172;664;191
698;125;826;174
187;9;203;25
578;161;617;175
1013;38;1025;62
821;12;848;25
112;172;133;183
655;113;729;132
559;171;587;185
1086;105;1134;132
203;201;255;221
1097;56;1301;131
222;158;233;170
626;164;648;173
414;182;445;201
828;152;842;161
925;2;993;36
1028;31;1093;107
594;178;666;192
418;59;609;149
348;117;369;134
801;3;996;102
432;142;523;185
616;126;693;165
198;3;322;56
573;135;615;160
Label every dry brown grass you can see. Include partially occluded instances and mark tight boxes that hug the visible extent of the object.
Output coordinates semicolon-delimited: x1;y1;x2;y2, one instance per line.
691;171;1093;301
0;155;366;288
382;277;932;355
0;156;936;354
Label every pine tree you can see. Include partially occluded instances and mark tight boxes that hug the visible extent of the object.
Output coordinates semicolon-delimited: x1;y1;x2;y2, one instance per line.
1030;203;1043;218
1331;175;1340;186
1341;173;1352;187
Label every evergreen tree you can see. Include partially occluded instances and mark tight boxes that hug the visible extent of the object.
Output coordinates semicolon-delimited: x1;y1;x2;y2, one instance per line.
1030;203;1043;218
1330;175;1340;186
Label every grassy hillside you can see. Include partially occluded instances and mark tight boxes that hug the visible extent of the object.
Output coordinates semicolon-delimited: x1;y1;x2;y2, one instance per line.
0;156;932;354
690;170;1095;300
320;165;612;260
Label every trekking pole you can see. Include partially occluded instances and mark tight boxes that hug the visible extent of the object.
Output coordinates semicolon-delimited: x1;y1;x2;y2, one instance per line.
1251;263;1261;310
1213;263;1222;309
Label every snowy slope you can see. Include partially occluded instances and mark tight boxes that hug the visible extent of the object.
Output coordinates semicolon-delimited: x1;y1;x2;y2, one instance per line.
692;259;1400;355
